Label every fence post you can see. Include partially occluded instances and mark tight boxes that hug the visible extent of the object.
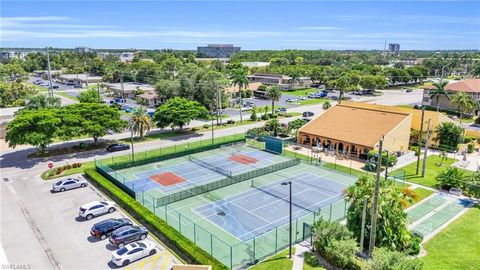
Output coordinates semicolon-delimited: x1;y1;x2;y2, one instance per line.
295;218;299;242
178;213;182;233
329;204;333;221
275;227;278;253
165;205;168;223
193;224;197;244
253;237;256;263
210;234;213;255
230;245;233;270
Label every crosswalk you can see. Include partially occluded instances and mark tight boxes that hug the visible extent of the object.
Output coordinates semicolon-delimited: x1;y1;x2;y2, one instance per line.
124;251;173;270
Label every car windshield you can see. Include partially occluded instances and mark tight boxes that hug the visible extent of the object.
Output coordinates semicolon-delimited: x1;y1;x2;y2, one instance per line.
116;247;128;256
137;242;146;248
100;202;107;205
55;181;63;185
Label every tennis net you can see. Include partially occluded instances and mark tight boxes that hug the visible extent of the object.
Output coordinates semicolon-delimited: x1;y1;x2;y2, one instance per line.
188;155;232;177
251;181;316;213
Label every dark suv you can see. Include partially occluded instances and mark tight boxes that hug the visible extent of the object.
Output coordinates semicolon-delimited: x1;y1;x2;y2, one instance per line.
106;143;130;152
90;218;132;240
109;226;148;248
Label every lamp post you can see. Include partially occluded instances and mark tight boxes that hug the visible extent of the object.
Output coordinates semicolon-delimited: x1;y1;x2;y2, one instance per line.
281;181;293;259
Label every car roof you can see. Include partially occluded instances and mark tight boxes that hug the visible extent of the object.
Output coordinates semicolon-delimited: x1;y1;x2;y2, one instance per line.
113;225;133;234
81;201;102;208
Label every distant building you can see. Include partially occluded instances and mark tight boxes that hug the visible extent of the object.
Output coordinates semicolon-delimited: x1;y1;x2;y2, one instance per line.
75;46;92;54
105;82;156;99
241;62;270;68
423;79;480;115
96;52;135;63
0;51;28;60
197;44;240;58
58;74;103;87
388;43;400;53
247;73;311;90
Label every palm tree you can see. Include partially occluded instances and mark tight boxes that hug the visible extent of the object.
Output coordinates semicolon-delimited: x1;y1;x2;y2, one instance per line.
265;119;281;137
265;85;282;114
288;72;301;89
230;68;249;123
322;101;332;110
24;95;61;110
129;106;152;139
451;92;477;124
429;80;449;112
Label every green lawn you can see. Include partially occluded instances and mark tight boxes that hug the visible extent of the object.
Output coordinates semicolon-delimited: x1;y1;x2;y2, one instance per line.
282;88;318;96
54;90;79;101
249;248;295;270
421;207;480;270
391;155;460;188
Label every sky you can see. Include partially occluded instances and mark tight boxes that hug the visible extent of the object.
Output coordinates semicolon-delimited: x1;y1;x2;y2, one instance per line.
1;0;479;50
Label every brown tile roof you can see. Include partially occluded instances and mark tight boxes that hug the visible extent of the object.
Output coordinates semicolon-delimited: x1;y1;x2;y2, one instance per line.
299;104;410;148
424;79;480;93
225;82;262;93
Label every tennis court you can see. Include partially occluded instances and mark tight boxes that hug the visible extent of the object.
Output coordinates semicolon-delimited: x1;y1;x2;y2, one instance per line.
194;172;346;241
115;143;290;198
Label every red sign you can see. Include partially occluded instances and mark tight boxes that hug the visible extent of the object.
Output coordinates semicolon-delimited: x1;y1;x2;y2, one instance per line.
48;162;54;169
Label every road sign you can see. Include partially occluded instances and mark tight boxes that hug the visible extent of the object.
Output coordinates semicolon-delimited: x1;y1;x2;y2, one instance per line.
48;162;53;169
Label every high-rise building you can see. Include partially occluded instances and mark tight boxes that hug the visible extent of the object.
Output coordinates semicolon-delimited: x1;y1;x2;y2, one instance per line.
75;46;92;54
197;44;241;58
388;43;400;53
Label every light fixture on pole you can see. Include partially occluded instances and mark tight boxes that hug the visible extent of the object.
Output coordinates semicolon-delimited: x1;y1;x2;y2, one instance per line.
281;181;293;259
130;128;135;164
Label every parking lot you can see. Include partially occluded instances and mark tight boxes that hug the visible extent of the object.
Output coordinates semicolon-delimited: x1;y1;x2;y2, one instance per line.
1;174;179;269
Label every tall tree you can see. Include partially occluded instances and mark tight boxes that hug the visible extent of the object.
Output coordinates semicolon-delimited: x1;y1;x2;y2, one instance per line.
0;81;37;107
5;109;61;153
129;106;152;139
65;103;126;144
265;118;281;137
230;68;249;123
77;89;102;103
451;92;477;123
265;85;282;114
153;97;208;130
429;80;449;112
344;176;417;252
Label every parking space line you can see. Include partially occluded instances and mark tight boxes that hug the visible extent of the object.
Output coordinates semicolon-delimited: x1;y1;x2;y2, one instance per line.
148;254;161;270
160;253;171;270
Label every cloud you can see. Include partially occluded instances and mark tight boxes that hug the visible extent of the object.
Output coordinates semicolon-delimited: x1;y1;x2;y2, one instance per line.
298;26;344;30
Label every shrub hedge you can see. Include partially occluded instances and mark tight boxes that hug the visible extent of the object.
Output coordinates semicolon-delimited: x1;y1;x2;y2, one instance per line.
84;168;228;270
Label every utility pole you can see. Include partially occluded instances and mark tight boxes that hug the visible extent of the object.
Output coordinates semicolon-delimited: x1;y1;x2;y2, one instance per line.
359;198;368;255
416;107;425;175
120;75;125;99
384;150;389;181
218;86;223;126
130;129;135;164
368;136;383;257
46;47;54;98
422;120;432;177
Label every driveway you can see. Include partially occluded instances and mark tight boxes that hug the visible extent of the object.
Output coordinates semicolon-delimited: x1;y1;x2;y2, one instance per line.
1;174;179;269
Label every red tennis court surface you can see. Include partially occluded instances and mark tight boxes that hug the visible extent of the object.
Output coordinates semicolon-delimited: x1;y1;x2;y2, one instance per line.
149;172;185;186
229;154;259;165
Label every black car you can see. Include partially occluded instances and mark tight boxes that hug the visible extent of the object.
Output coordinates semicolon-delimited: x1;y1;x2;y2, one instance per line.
106;144;130;152
303;111;314;117
109;226;148;248
90;218;132;240
52;85;60;89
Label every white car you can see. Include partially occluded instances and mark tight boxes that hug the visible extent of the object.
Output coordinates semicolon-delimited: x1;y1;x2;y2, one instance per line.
78;201;116;220
111;240;157;267
51;177;88;192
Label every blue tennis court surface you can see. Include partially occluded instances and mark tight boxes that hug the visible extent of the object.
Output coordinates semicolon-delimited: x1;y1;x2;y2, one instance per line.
194;172;347;241
116;144;291;197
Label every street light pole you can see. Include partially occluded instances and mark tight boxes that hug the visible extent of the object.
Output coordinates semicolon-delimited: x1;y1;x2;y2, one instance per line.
281;181;293;259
